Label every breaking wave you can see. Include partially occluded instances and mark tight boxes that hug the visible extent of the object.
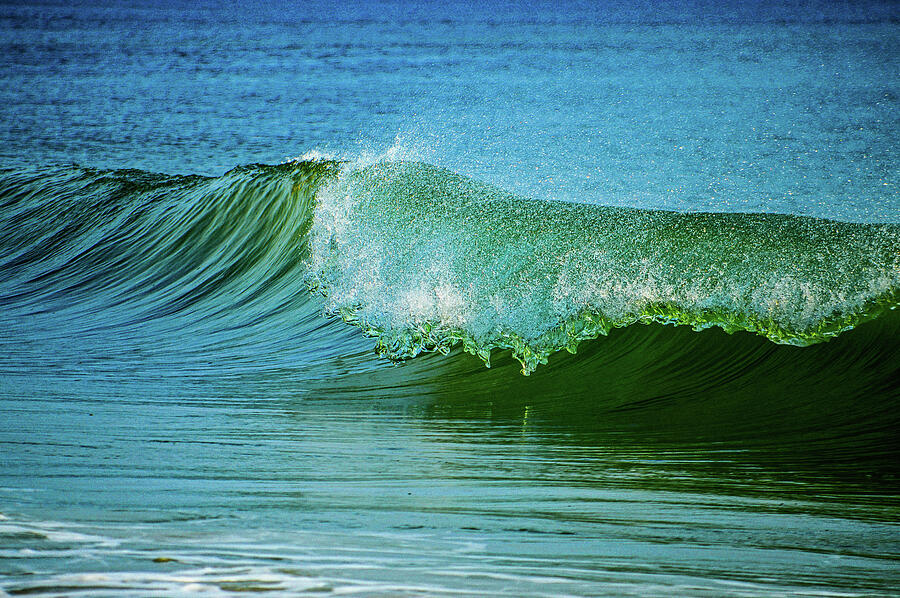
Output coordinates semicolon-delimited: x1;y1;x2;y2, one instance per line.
1;159;897;381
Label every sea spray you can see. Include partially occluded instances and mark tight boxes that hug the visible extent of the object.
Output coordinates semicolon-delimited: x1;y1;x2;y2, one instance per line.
306;161;900;374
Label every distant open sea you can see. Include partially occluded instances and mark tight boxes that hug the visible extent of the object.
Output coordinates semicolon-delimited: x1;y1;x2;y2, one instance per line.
1;1;898;596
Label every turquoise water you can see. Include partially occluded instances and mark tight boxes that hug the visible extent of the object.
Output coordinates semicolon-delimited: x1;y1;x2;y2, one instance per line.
1;2;899;596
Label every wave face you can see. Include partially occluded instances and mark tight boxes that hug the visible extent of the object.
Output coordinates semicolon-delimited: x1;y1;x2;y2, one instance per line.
308;161;900;373
0;162;335;349
1;160;898;383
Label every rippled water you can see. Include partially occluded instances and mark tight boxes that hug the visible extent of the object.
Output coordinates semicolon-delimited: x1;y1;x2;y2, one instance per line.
3;340;899;596
1;1;899;596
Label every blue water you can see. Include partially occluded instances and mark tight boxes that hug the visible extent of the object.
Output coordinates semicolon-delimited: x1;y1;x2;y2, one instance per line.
2;0;897;219
1;1;899;596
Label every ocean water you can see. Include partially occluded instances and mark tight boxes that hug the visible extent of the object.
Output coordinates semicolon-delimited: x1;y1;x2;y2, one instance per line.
1;1;899;596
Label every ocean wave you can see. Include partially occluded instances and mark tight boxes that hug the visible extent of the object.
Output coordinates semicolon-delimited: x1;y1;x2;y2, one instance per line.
1;160;897;378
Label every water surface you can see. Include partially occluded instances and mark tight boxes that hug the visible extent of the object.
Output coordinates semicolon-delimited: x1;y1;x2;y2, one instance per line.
1;1;898;596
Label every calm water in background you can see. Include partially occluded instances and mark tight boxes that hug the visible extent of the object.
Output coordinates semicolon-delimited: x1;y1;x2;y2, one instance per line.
2;0;897;219
1;1;899;596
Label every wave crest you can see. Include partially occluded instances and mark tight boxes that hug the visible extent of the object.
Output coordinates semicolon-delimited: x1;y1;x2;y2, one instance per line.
307;161;900;373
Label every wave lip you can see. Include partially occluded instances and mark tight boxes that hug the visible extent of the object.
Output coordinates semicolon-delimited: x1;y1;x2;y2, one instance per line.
307;161;900;374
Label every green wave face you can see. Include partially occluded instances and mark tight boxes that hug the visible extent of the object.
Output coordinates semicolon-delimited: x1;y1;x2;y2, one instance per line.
307;161;900;374
0;162;337;330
